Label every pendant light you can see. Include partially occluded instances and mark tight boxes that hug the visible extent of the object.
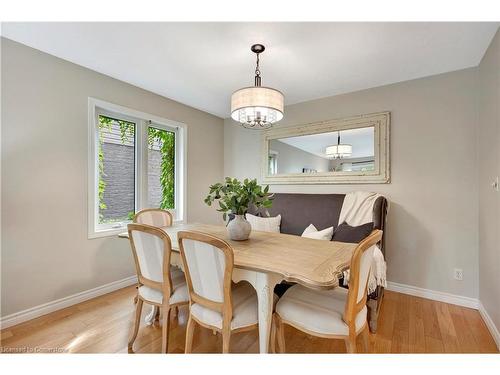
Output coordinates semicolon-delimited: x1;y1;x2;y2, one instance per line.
325;131;352;158
231;44;284;129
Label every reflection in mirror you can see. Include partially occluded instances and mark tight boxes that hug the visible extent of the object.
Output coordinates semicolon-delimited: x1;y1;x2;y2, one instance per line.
268;126;375;175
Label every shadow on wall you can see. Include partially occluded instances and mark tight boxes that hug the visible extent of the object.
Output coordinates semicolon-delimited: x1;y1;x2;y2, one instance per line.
385;202;433;287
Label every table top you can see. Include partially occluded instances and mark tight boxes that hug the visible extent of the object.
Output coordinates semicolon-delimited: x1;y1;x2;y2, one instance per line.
120;223;357;289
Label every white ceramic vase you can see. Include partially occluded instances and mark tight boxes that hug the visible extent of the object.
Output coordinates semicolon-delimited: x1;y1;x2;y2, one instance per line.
227;214;251;241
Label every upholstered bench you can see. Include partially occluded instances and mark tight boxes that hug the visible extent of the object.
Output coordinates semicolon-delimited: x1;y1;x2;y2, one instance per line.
248;192;388;333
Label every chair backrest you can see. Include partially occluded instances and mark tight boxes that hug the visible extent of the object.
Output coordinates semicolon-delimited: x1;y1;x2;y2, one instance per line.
134;208;173;227
178;231;234;327
128;223;174;299
344;229;383;327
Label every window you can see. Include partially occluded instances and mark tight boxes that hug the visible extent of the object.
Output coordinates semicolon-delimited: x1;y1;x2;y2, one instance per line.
341;160;375;172
88;98;186;238
147;125;176;208
268;151;278;175
98;115;136;226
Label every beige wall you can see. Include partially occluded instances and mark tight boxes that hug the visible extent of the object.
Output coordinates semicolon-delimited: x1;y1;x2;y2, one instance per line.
1;38;224;316
225;68;479;298
269;139;330;174
478;29;500;332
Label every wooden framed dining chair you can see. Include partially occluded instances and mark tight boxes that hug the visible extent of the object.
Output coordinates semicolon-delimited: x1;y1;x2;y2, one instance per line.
273;229;383;354
127;223;189;353
132;208;176;313
134;208;173;227
178;230;260;354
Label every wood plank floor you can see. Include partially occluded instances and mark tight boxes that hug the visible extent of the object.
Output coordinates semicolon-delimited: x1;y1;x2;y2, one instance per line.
1;286;497;354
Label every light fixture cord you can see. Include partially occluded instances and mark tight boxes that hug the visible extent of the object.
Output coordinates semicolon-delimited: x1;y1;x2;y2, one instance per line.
254;52;261;87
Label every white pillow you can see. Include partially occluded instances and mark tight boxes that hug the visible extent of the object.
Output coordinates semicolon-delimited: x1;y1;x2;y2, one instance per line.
246;213;281;233
301;223;334;240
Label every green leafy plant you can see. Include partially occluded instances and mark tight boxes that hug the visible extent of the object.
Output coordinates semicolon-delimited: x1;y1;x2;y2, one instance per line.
148;127;175;209
204;177;273;222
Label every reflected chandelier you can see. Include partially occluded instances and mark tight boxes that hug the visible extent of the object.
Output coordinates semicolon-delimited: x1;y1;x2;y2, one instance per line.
325;131;352;159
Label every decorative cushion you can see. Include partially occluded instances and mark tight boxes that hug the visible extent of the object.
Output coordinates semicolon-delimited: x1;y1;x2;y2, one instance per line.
276;284;367;336
190;282;277;330
301;224;334;240
332;221;373;243
138;267;189;305
245;213;281;233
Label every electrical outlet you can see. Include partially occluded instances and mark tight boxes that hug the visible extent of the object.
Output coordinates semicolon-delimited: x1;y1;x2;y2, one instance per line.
454;268;463;281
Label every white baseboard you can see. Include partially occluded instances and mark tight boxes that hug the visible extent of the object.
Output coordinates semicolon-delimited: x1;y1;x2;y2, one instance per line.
478;302;500;350
0;275;137;330
386;281;479;309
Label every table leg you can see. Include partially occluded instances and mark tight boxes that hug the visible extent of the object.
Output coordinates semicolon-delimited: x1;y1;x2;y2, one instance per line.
233;269;282;353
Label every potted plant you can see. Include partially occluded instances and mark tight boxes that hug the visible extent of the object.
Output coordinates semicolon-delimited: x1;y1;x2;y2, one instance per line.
204;177;273;240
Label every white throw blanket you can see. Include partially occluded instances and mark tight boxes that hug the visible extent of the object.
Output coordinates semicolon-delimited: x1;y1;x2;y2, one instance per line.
339;191;387;294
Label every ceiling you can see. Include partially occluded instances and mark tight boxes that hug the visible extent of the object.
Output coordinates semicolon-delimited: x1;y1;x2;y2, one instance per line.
277;127;374;159
2;22;498;118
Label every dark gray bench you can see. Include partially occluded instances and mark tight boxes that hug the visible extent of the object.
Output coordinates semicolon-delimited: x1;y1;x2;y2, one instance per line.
248;192;388;333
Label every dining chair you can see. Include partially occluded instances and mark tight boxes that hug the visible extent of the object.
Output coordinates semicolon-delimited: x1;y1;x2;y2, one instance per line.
134;208;173;227
127;223;189;353
132;208;177;315
273;229;383;354
178;230;260;354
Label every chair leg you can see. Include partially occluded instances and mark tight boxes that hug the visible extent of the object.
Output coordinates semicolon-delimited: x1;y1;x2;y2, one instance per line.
344;334;357;353
361;326;370;353
275;314;285;354
222;328;231;354
133;285;139;304
270;315;277;354
185;315;196;354
161;306;171;354
128;298;143;353
154;307;161;325
171;306;178;319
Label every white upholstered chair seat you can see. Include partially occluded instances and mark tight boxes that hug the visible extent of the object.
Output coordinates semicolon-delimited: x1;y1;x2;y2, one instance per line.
276;284;367;336
190;282;277;330
138;267;188;305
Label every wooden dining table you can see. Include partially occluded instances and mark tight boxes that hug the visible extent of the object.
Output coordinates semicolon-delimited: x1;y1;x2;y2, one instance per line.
119;223;357;353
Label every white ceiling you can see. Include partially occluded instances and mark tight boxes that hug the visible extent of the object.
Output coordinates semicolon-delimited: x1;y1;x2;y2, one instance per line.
2;22;498;118
278;127;374;159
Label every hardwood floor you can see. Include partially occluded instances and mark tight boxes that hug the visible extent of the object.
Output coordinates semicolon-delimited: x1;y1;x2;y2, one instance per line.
0;286;497;354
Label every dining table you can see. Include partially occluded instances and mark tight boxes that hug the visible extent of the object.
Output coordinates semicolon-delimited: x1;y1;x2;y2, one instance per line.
119;222;357;353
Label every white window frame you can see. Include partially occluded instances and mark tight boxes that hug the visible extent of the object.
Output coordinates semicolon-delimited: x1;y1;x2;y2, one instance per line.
88;98;187;239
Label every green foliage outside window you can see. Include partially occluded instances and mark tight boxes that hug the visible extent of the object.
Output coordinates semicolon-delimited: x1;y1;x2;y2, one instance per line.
148;127;175;209
97;115;175;224
98;116;135;223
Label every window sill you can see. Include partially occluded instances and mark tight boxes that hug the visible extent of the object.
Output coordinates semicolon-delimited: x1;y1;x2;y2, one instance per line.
88;218;185;240
88;226;130;240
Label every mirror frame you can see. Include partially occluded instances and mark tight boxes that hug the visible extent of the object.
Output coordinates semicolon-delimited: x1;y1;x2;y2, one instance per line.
261;111;390;184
